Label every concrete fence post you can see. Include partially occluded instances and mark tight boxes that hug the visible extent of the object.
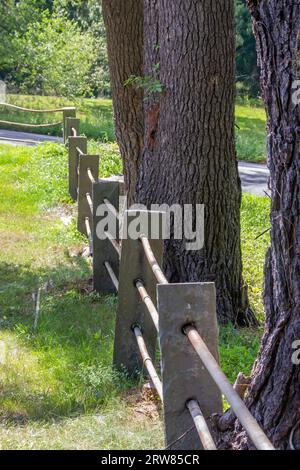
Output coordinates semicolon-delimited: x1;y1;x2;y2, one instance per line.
77;154;99;236
157;282;223;450
68;136;87;201
65;117;80;144
113;210;165;377
92;178;120;294
63;107;76;143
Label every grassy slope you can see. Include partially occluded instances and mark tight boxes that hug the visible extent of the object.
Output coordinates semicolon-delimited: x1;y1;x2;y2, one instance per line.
1;94;267;162
0;143;162;449
0;142;270;449
235;103;267;163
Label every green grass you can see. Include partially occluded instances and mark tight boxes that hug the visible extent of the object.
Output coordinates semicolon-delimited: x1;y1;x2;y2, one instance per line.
236;103;267;162
0;142;270;448
0;142;162;449
1;94;267;162
218;193;270;386
0;94;115;141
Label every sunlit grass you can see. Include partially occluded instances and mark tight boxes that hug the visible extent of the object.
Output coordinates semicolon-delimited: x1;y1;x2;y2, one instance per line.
0;94;114;141
1;94;267;163
236;103;267;162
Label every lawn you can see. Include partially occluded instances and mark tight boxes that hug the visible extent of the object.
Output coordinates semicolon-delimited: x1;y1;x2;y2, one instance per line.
0;141;270;449
1;94;267;162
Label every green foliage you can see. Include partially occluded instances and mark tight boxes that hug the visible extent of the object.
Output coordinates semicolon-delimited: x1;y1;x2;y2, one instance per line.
124;74;164;98
0;0;47;79
240;193;270;321
219;324;261;384
235;0;260;98
0;0;109;98
87;141;123;177
16;14;98;98
1;0;259;99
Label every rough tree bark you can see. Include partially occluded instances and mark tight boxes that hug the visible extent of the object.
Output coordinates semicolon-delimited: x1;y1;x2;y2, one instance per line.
136;0;256;325
220;0;300;449
102;0;144;204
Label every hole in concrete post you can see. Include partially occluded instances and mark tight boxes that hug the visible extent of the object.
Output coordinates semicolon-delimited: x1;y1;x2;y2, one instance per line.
131;323;142;333
181;322;196;335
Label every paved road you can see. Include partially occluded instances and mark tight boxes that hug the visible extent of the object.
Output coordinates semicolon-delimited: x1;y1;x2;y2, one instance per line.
0;130;269;196
0;129;63;146
238;161;269;197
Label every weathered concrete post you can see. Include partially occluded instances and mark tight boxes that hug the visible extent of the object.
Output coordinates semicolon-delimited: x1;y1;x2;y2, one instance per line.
63;107;76;143
68;136;87;201
65;117;80;143
157;282;223;450
92;177;120;294
113;210;165;377
77;154;99;237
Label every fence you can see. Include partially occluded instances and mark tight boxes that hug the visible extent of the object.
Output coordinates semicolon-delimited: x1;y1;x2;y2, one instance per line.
0;104;276;450
64;119;275;451
0;102;76;143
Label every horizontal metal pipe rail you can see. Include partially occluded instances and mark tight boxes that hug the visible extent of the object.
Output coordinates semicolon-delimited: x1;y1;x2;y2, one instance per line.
0;103;75;113
86;193;93;213
184;325;275;451
105;231;121;257
139;235;168;285
104;261;119;291
133;326;163;401
133;234;273;450
186;400;217;450
87;167;96;184
135;280;159;332
103;198;120;221
0;119;62;128
85;217;92;244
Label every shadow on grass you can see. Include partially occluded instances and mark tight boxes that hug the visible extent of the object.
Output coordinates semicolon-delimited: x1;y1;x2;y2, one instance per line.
0;257;131;425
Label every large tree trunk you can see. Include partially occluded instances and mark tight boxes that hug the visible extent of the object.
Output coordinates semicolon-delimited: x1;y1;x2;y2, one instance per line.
226;0;300;449
102;0;144;204
136;0;256;326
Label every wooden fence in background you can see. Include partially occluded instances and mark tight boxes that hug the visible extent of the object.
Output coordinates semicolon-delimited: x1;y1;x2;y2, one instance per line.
0;102;76;143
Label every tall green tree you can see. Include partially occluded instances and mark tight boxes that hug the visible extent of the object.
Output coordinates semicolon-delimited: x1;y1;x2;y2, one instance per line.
235;0;259;97
17;14;98;97
0;0;47;81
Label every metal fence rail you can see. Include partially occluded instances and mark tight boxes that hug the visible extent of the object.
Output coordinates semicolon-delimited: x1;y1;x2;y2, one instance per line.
0;102;76;142
138;234;274;450
133;326;163;401
135;280;159;332
0;102;72;113
104;261;119;291
184;325;274;450
186;400;217;450
139;234;168;285
64;116;275;451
